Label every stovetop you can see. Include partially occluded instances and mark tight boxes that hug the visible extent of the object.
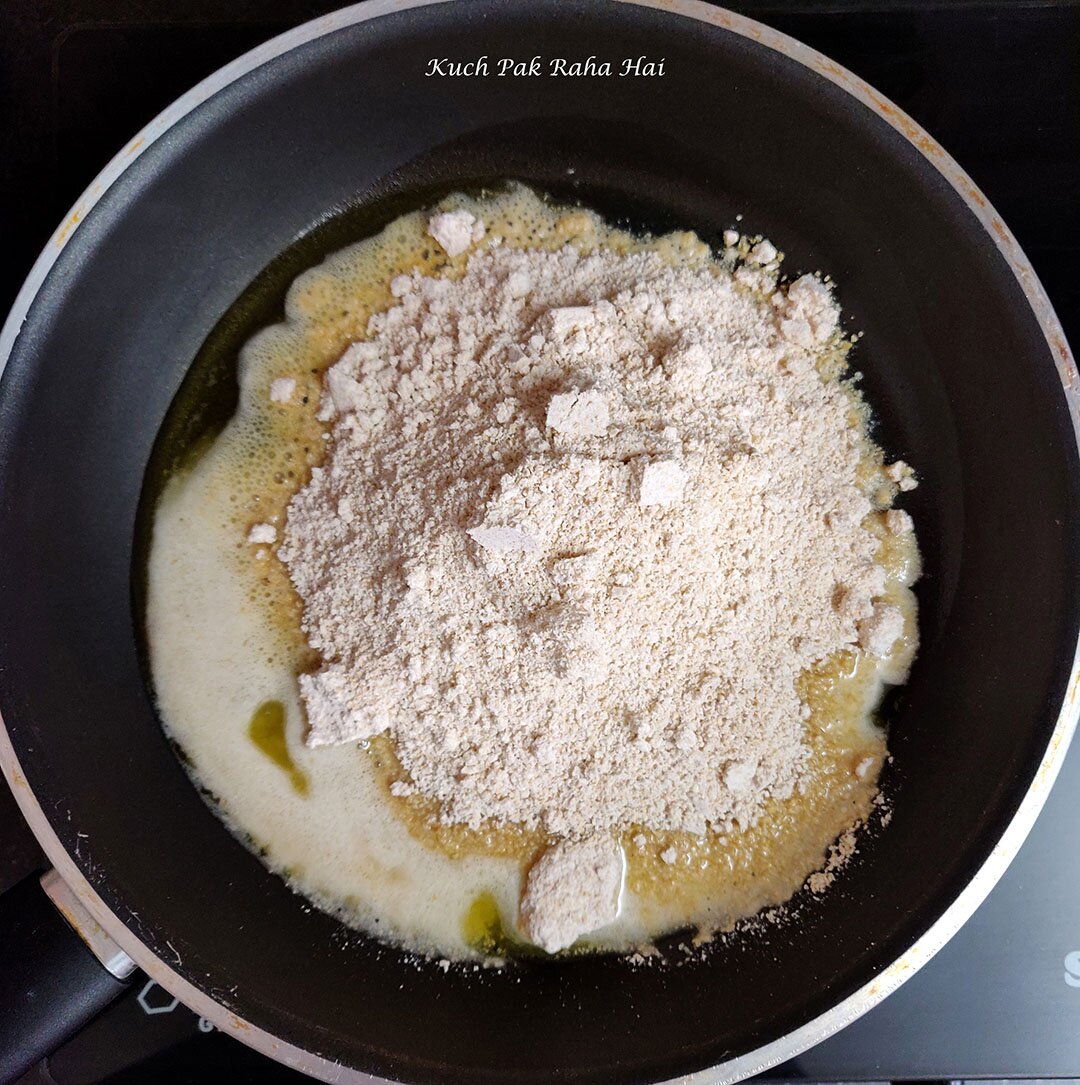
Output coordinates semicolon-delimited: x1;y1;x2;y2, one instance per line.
2;2;1079;1082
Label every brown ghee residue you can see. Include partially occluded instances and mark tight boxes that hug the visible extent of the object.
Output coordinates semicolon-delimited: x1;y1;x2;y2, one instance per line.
368;735;551;861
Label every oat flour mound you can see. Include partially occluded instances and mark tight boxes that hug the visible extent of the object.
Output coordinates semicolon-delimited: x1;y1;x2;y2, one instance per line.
277;236;895;841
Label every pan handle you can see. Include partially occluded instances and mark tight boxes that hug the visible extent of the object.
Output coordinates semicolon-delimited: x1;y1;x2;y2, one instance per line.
0;870;138;1083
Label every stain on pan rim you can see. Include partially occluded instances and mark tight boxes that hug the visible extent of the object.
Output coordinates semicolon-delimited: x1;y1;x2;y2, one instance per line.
0;1;1076;1083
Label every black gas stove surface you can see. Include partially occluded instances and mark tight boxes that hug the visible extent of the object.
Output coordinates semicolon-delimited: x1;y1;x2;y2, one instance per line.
1;2;1079;1082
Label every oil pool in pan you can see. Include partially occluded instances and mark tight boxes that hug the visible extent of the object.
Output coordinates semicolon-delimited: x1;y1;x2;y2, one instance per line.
140;182;918;962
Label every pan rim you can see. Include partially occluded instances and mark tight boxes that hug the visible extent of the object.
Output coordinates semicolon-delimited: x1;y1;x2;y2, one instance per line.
1;1;1078;1082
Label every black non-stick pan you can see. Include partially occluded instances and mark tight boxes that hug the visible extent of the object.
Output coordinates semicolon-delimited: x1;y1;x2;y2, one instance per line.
1;2;1077;1083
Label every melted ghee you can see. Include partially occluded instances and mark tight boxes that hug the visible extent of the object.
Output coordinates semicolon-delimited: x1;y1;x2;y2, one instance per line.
146;182;920;959
460;892;542;956
248;700;309;796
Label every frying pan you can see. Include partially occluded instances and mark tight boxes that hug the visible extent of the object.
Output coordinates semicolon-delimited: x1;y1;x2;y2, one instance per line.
0;1;1077;1082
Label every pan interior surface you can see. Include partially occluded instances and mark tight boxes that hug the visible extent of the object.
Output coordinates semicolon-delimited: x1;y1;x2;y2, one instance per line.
0;3;1076;1083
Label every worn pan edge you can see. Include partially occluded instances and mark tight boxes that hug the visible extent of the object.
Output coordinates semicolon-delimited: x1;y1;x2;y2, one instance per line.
0;1;1077;1083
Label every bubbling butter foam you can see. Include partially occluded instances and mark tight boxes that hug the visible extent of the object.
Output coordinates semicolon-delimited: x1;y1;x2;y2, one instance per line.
146;184;919;960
